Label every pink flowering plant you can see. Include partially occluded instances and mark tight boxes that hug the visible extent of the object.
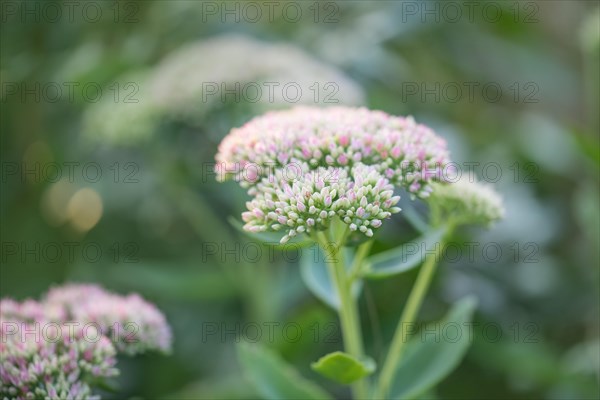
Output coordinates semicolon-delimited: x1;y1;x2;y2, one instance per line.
0;284;171;399
216;107;504;399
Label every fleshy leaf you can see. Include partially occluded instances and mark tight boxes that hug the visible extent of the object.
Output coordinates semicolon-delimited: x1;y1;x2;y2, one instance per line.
311;351;376;385
363;228;446;279
400;198;430;234
300;245;362;310
389;297;478;399
237;342;332;400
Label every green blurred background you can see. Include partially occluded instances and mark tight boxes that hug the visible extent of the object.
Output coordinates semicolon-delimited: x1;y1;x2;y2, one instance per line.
1;1;599;399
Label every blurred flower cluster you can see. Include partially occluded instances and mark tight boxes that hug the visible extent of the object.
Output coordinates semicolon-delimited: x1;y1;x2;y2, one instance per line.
43;284;172;355
83;34;365;145
430;175;505;227
0;284;171;399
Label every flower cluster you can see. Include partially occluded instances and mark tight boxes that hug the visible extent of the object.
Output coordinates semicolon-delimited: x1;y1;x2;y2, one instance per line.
1;321;117;400
428;176;505;226
83;34;364;145
242;163;401;243
216;107;450;198
44;284;172;355
0;284;171;399
149;34;365;115
217;106;450;242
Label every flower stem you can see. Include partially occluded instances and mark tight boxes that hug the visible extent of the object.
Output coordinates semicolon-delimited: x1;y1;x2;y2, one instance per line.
316;231;369;400
376;238;445;399
350;240;374;281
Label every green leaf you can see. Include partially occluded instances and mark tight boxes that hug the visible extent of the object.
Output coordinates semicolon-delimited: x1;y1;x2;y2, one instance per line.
311;351;376;384
237;342;332;400
363;228;445;279
389;297;478;399
402;201;430;234
300;245;338;309
300;245;362;310
92;378;120;393
228;216;313;248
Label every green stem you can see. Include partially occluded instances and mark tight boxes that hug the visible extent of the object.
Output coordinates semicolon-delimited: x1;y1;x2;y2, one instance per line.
316;231;369;400
350;240;374;281
376;237;446;399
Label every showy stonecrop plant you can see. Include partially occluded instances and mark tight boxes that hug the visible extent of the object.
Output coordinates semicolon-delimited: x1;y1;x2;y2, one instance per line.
216;107;504;400
0;284;171;400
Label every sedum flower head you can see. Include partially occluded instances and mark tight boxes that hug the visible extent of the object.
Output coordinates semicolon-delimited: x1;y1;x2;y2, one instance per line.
242;163;401;243
216;106;450;197
1;300;118;400
0;283;171;399
217;107;451;242
44;284;172;355
429;176;505;227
